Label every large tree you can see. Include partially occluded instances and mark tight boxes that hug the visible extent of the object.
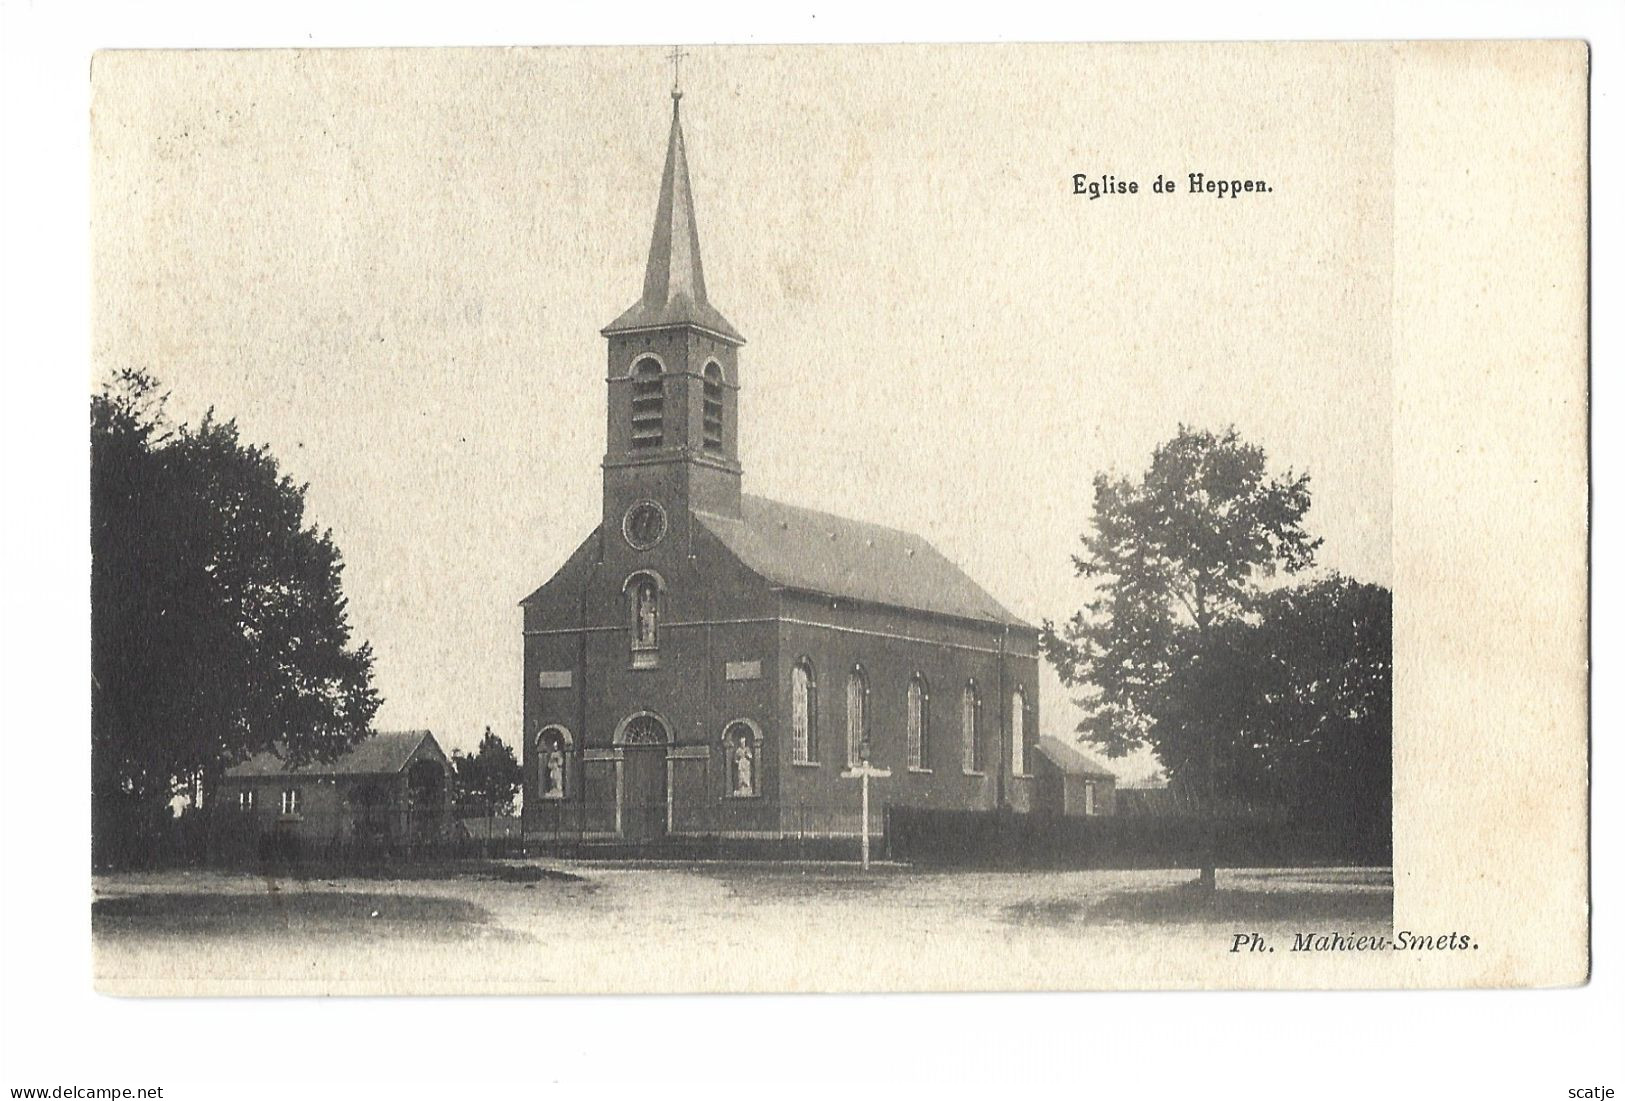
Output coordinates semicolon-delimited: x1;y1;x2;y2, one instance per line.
451;727;523;817
1220;576;1392;835
91;369;380;860
1040;425;1320;888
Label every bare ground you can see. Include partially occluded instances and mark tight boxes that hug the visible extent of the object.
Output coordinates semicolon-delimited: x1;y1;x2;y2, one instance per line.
92;862;1394;994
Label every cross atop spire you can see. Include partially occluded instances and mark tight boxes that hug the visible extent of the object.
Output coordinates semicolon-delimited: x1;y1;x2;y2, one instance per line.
602;76;744;346
666;45;688;98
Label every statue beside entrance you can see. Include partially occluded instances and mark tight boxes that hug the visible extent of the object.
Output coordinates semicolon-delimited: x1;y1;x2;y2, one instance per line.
731;729;754;796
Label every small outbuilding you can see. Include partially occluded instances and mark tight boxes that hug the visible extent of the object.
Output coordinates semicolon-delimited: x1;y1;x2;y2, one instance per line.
222;729;452;847
1033;737;1118;817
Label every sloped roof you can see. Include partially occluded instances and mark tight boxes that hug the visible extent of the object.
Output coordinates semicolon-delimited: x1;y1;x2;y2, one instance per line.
696;494;1028;627
602;95;743;346
225;730;442;779
1035;737;1118;780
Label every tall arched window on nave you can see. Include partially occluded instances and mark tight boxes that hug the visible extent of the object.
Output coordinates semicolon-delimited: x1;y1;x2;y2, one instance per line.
792;659;818;765
906;673;930;771
846;665;868;767
962;681;982;773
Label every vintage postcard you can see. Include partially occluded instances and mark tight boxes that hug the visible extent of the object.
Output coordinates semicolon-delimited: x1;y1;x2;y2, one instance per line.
87;42;1587;995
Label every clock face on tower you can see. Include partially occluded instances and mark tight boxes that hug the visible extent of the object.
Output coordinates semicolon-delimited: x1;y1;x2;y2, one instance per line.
622;500;668;551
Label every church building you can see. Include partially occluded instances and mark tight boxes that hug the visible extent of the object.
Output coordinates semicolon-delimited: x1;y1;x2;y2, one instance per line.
520;87;1040;843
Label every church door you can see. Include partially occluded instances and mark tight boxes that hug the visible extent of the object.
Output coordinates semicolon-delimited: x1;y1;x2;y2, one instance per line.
622;747;668;842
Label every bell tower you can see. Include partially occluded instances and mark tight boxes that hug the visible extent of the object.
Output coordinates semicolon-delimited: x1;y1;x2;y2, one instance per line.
601;83;745;532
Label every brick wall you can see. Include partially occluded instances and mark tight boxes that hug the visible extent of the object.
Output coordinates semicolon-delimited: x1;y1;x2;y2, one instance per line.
521;501;1041;838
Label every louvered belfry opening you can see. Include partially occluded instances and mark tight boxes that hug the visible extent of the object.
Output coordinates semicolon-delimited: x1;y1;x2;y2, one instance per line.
630;357;664;449
702;362;724;450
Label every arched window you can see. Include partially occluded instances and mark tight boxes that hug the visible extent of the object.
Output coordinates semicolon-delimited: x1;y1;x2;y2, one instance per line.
906;673;930;771
537;725;572;800
630;357;664;449
792;660;818;764
702;361;724;450
616;713;671;746
1011;686;1027;776
725;720;761;797
962;681;982;773
626;572;661;667
846;665;869;767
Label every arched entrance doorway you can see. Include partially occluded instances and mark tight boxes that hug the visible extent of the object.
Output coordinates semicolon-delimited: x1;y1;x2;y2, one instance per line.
615;712;671;842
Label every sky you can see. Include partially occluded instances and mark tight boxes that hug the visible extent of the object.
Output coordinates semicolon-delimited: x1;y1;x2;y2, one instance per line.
91;45;1393;780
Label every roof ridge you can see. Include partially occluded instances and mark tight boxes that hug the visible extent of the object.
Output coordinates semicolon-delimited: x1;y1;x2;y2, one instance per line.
223;729;438;779
736;492;950;545
696;494;1030;628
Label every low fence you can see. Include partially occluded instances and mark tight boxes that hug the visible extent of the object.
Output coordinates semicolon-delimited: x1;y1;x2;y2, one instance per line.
523;800;885;844
102;802;884;871
886;807;1391;869
97;803;1390;872
93;806;215;872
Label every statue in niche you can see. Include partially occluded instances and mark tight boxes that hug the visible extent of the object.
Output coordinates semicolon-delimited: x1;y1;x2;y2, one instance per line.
732;730;754;796
543;744;565;798
634;580;657;646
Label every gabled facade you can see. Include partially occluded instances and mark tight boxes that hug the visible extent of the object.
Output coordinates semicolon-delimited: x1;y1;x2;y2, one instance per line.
521;89;1040;843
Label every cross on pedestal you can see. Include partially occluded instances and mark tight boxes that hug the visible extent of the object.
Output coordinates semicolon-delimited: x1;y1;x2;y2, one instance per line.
840;741;891;871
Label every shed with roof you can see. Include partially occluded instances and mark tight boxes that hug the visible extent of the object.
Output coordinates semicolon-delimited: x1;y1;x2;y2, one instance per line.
222;730;452;846
1033;736;1119;817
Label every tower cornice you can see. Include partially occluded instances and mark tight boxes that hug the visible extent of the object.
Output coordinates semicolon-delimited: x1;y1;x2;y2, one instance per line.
598;320;744;348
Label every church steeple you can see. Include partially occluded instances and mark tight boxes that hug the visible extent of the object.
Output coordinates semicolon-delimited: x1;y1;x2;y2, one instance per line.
600;78;745;526
602;92;743;346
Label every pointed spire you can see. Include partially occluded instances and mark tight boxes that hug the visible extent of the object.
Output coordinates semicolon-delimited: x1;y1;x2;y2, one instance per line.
642;94;708;312
604;92;743;345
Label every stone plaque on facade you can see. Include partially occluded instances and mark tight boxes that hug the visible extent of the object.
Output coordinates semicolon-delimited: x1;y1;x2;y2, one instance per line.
724;660;762;682
537;670;572;689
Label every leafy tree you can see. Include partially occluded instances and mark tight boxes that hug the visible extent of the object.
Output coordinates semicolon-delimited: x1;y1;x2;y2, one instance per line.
451;727;523;817
91;369;380;863
1041;425;1320;888
1221;576;1392;835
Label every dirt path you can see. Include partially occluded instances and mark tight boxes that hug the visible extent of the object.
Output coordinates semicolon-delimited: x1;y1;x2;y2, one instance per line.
93;863;1394;994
